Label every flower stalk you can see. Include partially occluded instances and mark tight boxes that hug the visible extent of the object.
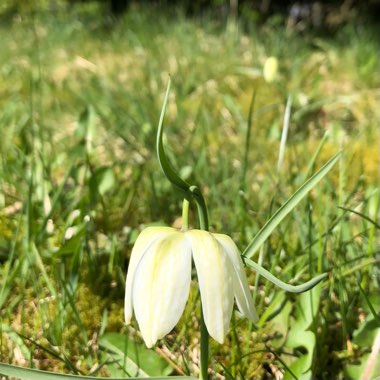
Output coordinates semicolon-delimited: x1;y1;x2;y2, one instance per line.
182;189;210;378
191;190;210;380
182;198;190;231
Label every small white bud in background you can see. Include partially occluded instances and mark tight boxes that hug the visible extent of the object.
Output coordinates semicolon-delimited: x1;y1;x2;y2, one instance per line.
46;219;54;235
64;226;76;240
263;56;279;83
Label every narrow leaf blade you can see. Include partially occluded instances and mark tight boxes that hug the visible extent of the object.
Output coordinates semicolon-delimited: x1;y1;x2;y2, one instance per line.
0;363;196;380
243;152;341;259
156;78;190;194
246;258;328;293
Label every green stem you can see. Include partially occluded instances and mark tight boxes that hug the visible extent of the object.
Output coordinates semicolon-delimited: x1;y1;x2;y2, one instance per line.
199;312;209;380
190;186;209;380
191;186;209;231
182;198;190;230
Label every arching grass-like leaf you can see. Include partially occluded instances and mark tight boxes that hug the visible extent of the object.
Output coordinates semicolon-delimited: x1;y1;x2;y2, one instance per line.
245;258;328;293
0;363;197;380
156;77;190;195
243;152;341;259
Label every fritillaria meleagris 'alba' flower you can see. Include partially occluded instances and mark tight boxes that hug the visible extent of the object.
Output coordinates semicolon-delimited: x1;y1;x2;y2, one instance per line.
124;226;258;348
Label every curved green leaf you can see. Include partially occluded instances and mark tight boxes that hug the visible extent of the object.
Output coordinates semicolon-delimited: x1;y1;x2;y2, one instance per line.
243;152;341;259
0;363;196;380
246;258;328;293
338;206;380;230
156;78;191;195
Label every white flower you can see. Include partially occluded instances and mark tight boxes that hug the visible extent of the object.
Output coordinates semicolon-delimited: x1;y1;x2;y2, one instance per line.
124;226;258;348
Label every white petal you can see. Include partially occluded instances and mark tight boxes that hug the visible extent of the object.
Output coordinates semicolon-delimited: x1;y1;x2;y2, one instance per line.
187;230;234;343
214;234;258;322
132;230;191;348
124;226;176;325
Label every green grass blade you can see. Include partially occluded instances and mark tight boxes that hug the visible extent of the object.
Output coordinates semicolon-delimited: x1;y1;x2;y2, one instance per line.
277;94;292;173
0;215;22;309
31;242;57;298
304;130;330;178
36;160;75;242
240;87;256;190
338;206;380;230
243;152;341;259
0;363;196;380
358;281;380;326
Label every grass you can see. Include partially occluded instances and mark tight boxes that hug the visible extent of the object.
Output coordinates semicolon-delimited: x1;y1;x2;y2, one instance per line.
0;3;379;379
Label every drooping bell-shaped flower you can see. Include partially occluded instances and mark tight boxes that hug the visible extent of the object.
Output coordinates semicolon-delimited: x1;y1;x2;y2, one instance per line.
124;226;258;348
